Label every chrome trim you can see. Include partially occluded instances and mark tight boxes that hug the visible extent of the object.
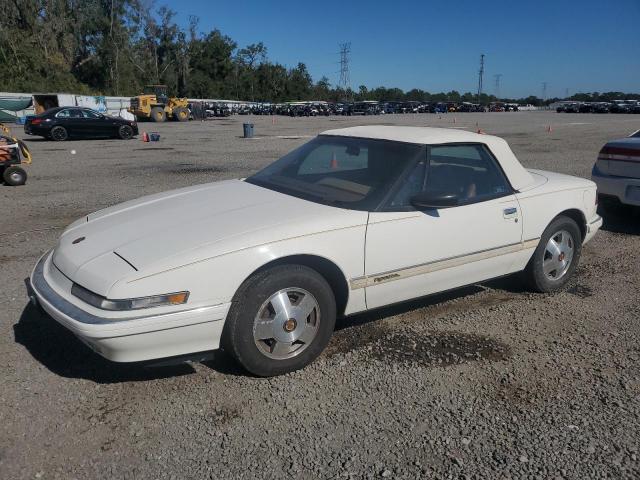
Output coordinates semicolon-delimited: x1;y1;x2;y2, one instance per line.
350;238;540;290
29;254;220;325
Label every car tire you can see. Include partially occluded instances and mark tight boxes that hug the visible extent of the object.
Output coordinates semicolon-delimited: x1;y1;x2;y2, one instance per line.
118;125;134;140
3;166;27;186
50;126;68;141
222;264;336;377
173;107;189;122
523;215;582;293
150;107;166;122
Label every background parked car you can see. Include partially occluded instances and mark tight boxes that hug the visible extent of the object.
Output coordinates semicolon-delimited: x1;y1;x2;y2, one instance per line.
25;107;138;141
592;130;640;212
592;102;611;113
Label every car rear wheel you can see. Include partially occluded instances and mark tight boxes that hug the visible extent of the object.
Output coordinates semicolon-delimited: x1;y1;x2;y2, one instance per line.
524;215;582;292
118;125;134;140
222;264;336;377
3;166;27;186
50;126;68;141
150;107;166;122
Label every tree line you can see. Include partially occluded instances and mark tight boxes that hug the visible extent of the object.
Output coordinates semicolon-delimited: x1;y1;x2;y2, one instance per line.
1;1;637;105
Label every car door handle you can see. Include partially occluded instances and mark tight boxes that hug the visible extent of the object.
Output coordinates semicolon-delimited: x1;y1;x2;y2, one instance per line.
503;207;518;218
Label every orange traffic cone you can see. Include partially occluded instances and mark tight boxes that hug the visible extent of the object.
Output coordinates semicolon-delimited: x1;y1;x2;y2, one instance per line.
330;152;338;169
142;131;149;142
547;125;552;133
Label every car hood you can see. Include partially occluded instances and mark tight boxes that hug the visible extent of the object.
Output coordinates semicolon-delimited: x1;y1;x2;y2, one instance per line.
52;180;366;296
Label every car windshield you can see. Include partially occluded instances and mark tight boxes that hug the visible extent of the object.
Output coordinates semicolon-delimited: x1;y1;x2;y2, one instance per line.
247;135;425;211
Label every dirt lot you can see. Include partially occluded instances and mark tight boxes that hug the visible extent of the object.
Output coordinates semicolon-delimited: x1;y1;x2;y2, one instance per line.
1;111;639;479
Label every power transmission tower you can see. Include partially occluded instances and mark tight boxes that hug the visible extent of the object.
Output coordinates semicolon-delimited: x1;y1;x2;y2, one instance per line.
542;82;548;100
338;42;351;94
493;74;503;99
477;54;485;100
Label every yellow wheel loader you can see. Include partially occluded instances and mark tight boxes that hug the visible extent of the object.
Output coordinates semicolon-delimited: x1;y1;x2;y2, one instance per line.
128;85;190;122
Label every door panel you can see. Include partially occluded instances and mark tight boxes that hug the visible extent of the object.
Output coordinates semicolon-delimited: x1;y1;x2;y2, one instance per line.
363;195;522;309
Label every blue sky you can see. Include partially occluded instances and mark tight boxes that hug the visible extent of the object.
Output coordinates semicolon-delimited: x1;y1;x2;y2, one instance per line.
163;0;640;98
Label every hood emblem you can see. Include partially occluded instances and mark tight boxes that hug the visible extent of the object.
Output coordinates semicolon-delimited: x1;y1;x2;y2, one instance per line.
72;236;86;244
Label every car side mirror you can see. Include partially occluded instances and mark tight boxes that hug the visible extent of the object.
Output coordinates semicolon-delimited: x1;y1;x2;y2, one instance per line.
410;191;459;209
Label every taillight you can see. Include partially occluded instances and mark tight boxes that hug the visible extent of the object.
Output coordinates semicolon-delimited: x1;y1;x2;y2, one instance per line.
31;118;42;125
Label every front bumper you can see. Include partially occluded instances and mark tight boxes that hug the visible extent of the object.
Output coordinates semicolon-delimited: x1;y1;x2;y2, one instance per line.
584;214;603;244
27;252;230;362
592;169;640;207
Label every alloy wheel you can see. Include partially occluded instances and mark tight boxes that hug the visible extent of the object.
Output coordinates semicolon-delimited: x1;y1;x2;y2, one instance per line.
253;288;321;360
543;229;574;281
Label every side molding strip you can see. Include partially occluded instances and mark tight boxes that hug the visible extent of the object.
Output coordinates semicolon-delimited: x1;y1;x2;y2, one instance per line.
350;238;540;290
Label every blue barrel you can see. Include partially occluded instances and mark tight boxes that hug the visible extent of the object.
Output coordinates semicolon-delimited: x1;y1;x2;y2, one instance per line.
243;123;254;138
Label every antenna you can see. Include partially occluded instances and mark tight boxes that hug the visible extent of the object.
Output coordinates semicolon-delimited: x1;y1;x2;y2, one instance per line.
338;42;351;93
493;73;503;99
477;54;485;99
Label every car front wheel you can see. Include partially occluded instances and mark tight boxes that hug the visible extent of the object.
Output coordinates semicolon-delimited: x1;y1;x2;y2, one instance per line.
222;264;336;377
524;215;582;292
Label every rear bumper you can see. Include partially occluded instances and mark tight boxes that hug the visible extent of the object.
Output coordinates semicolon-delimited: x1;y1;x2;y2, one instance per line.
24;125;49;137
592;168;640;207
27;252;230;362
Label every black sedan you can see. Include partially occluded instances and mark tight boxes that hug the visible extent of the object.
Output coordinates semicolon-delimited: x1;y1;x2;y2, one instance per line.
24;107;138;141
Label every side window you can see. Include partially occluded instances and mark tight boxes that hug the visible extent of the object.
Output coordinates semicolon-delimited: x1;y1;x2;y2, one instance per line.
67;109;83;118
426;144;510;204
56;109;71;118
388;161;426;208
81;109;101;118
298;144;368;175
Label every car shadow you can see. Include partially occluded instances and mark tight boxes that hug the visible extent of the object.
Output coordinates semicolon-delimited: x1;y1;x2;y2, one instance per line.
14;303;196;384
599;206;640;235
335;275;526;332
15;275;527;382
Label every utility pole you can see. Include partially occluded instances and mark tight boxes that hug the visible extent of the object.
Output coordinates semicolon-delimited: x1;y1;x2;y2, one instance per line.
542;82;548;101
477;54;485;101
493;73;503;99
565;87;569;99
338;42;351;99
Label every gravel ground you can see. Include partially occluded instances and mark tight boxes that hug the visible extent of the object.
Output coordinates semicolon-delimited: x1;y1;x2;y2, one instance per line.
1;111;639;479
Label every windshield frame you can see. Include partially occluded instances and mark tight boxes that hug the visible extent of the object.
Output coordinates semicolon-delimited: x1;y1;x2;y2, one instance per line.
246;135;426;212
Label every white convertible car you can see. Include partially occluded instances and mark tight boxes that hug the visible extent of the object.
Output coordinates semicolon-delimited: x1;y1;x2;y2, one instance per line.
27;126;602;376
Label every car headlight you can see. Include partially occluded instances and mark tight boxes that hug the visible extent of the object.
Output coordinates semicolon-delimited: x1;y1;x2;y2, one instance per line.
71;283;189;311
